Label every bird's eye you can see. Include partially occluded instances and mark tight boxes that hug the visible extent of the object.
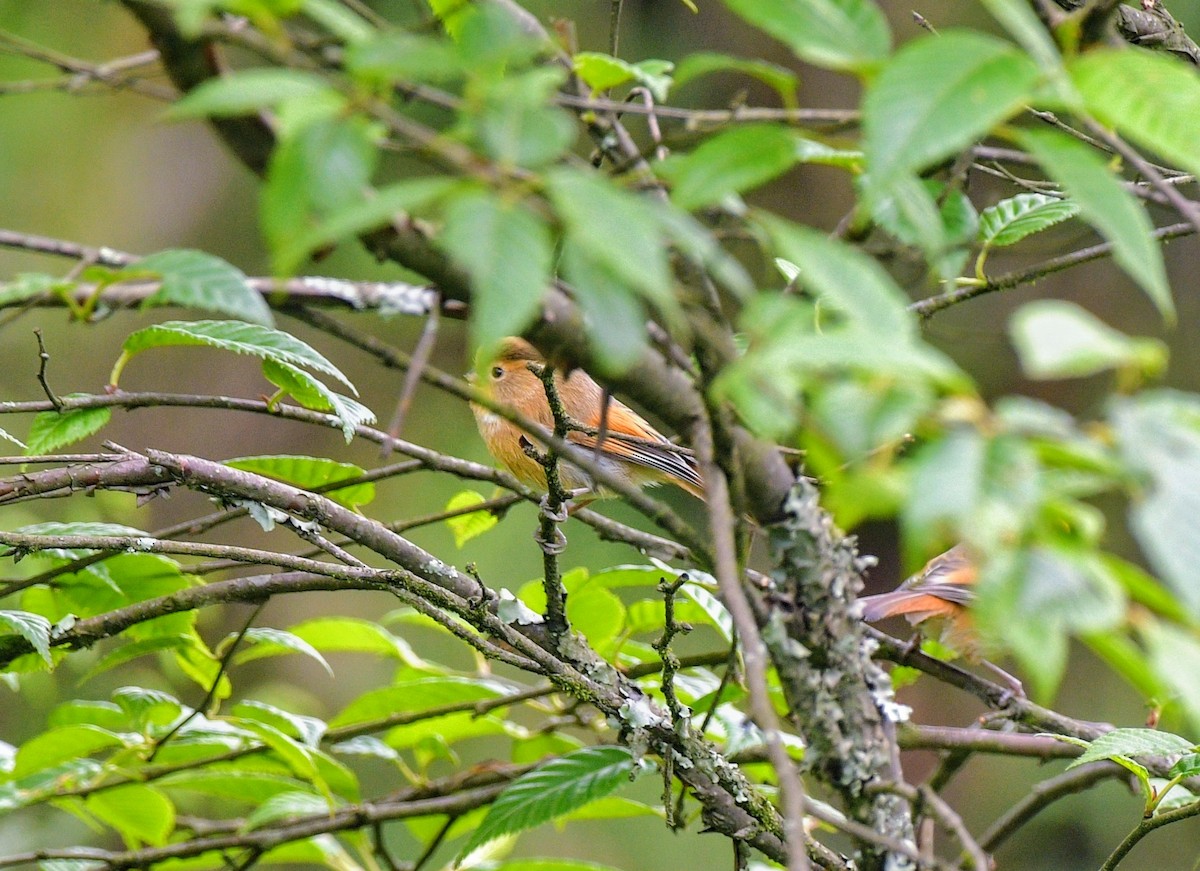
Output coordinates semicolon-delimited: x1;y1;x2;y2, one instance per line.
490;366;504;380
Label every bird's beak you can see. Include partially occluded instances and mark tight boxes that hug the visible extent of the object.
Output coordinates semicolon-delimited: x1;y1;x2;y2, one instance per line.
464;370;476;384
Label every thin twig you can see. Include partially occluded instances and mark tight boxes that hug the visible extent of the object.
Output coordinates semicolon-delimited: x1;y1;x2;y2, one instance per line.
146;601;267;762
979;762;1123;852
382;299;440;453
32;330;62;411
909;222;1194;318
1098;795;1200;871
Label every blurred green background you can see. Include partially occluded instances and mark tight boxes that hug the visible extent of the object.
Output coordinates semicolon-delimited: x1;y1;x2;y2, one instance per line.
2;0;1199;866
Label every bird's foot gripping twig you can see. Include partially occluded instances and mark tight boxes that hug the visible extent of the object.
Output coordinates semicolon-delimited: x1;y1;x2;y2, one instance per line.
535;494;569;555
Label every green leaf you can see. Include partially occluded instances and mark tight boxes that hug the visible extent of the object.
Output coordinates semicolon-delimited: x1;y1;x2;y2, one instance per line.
112;320;355;392
457;747;642;860
289;617;425;666
572;53;673;101
559;239;648;374
445;490;500;548
11;724;126;778
299;0;374;43
168;69;333;118
1141;619;1200;731
473;68;575;168
85;784;174;846
225;455;375;510
0;610;52;665
978;193;1080;248
345;31;464;84
261;358;375;443
673;52;797;108
24;402;111;455
545;169;672;312
262;114;382;269
1017;127;1173;321
1066;727;1195;769
661;125;799;211
243;790;332;831
271;177;455;274
131;249;272;326
980;0;1066;75
573;52;641;93
232;627;334;676
1111;392;1200;616
721;0;890;72
1070;49;1200;180
490;862;629;871
330;677;512;729
758;216;914;338
1010;300;1166;380
864;31;1039;191
439;189;552;350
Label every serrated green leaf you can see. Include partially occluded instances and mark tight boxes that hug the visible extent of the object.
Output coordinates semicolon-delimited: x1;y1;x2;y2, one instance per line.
225;455;375;510
457;747;641;860
864;31;1039;192
132;249;272;326
978;194;1080;248
439;189;552;350
1066;727;1194;769
113;320;355;392
168;69;333;118
661;125;799;211
1010;300;1166;380
24;402;111;455
232;627;334;676
1018;127;1173;321
1071;49;1200;181
0;610;52;665
722;0;890;72
261;358;375;443
445;490;500;548
85;784;174;846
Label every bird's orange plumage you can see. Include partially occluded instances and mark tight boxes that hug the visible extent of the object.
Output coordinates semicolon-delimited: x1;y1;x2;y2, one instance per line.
859;545;979;655
469;338;703;498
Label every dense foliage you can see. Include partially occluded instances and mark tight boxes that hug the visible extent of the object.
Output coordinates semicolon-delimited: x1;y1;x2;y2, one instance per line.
2;0;1200;869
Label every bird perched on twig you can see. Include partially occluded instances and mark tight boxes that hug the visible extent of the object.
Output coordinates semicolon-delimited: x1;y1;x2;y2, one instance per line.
468;337;703;499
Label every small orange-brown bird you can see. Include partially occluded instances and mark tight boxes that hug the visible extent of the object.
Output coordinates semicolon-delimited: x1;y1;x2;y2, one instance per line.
469;338;704;499
861;545;1024;693
859;545;977;652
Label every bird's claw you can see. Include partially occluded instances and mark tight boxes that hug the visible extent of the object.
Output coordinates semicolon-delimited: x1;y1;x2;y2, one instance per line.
538;495;570;524
535;525;568;555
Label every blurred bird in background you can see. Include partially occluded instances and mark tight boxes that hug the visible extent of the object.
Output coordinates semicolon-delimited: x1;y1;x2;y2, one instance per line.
861;544;1023;694
468;337;703;499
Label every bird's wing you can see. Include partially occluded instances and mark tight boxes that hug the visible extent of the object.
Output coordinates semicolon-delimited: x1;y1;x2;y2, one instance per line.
568;403;703;496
